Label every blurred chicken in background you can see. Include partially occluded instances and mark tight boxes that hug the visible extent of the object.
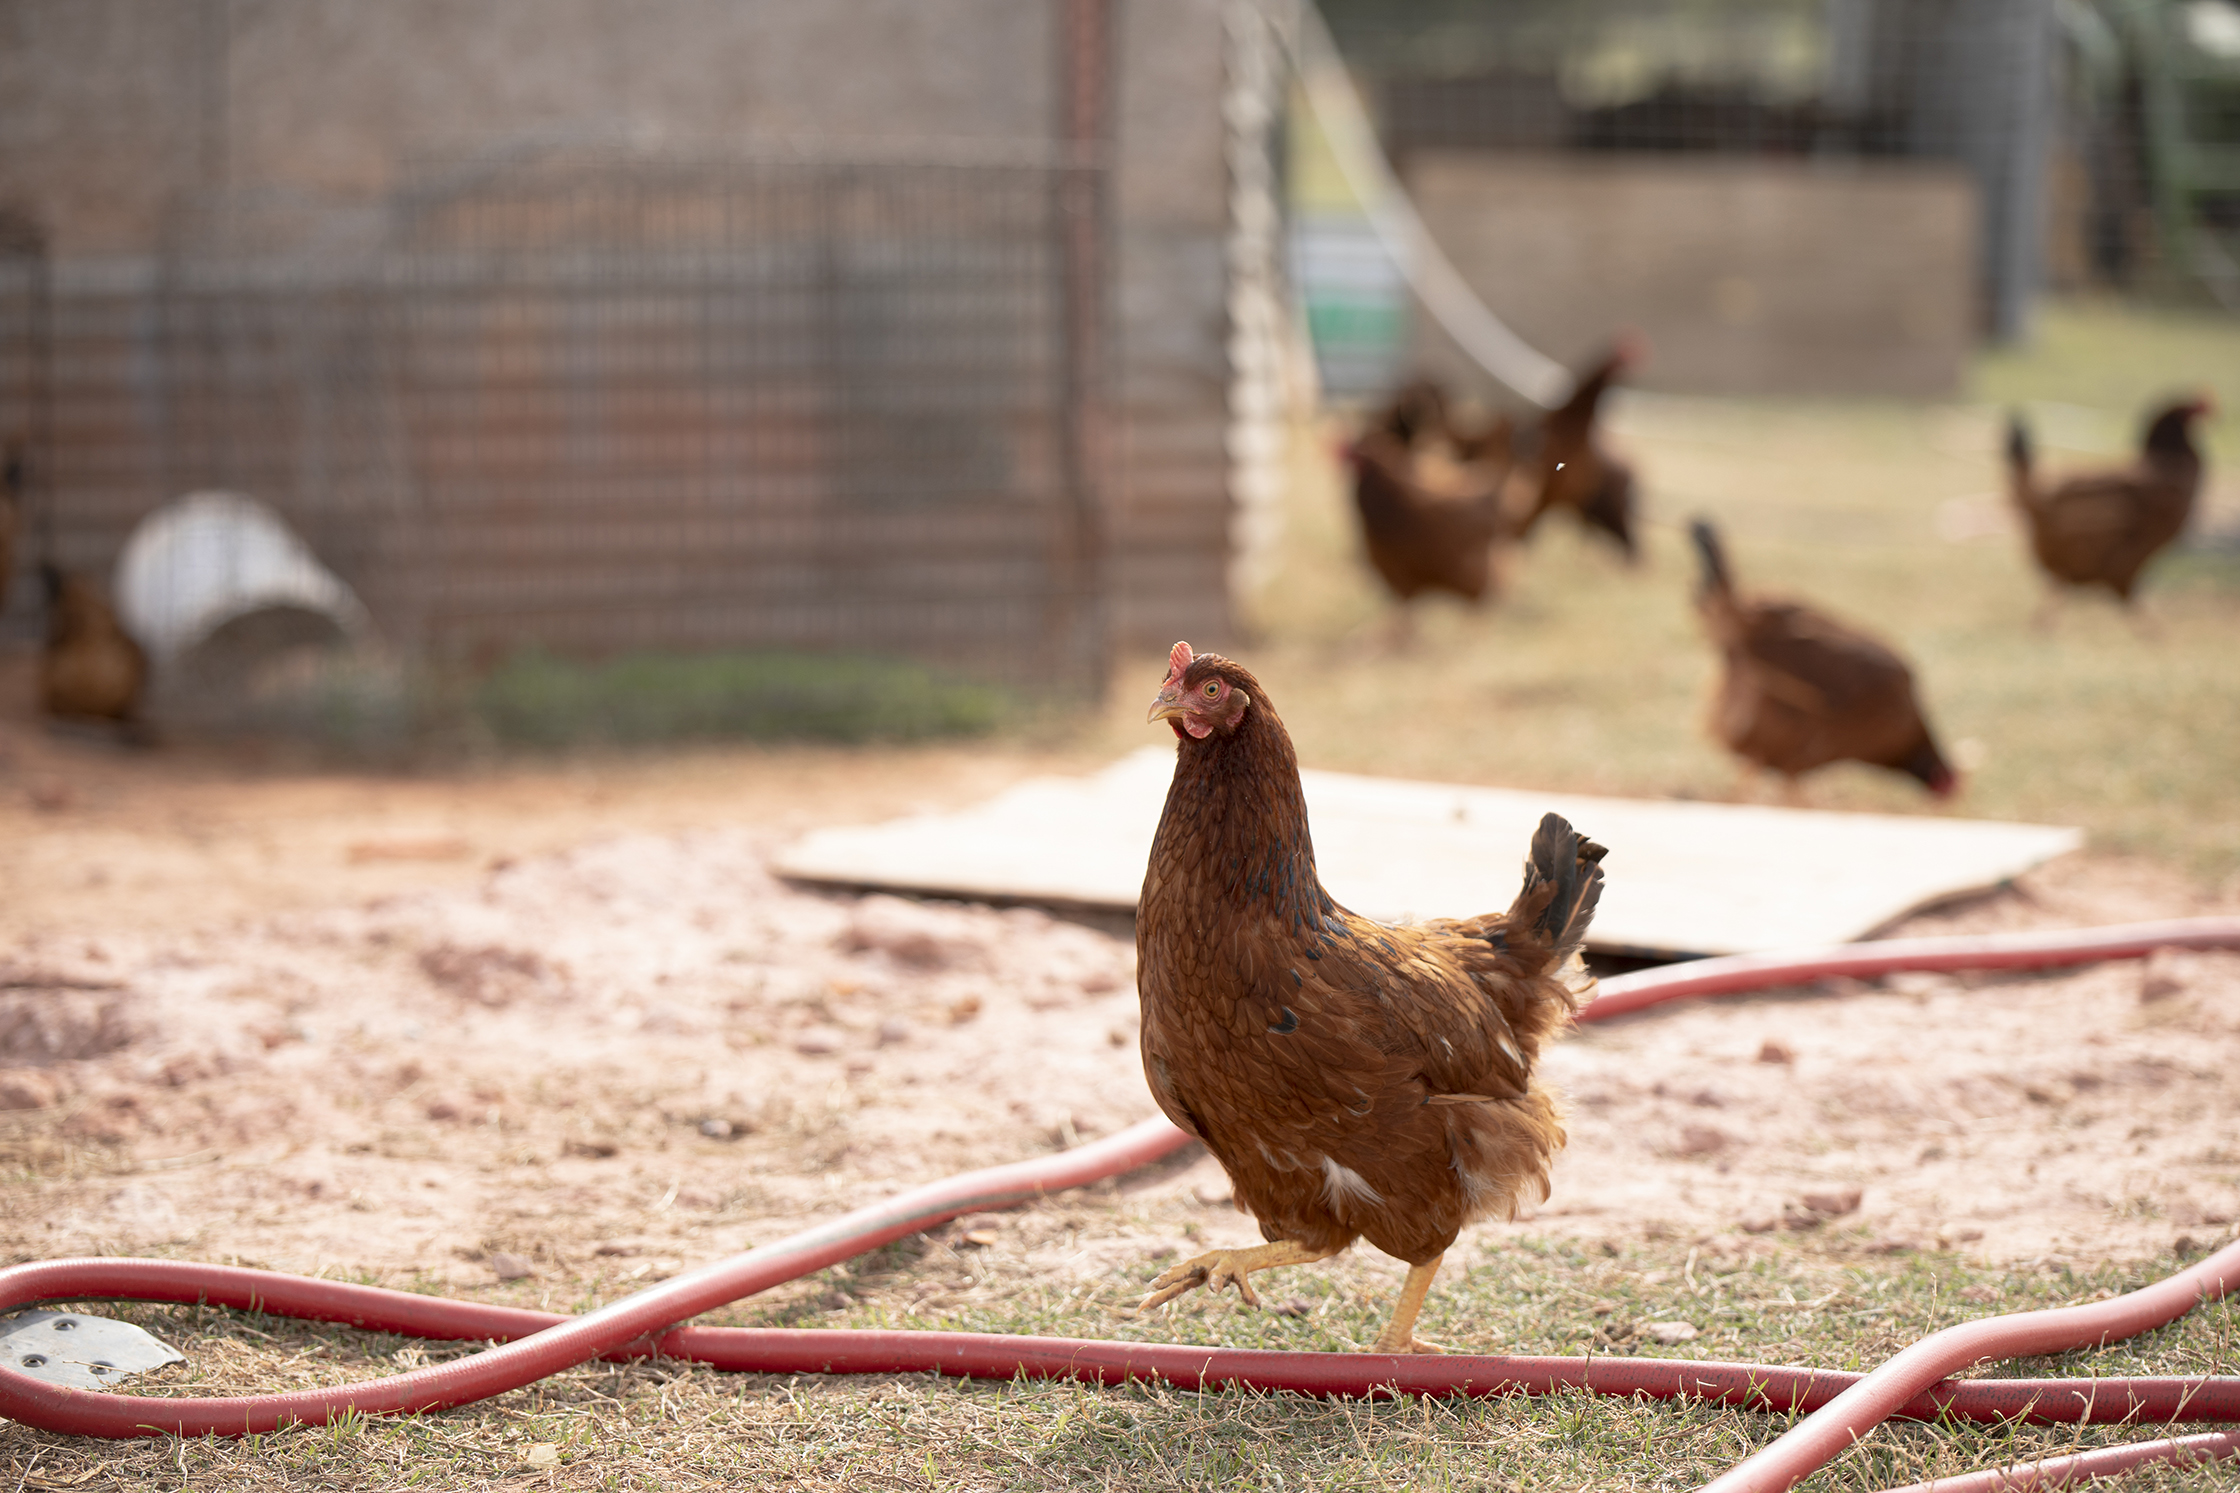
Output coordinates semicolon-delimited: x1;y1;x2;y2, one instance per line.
40;562;147;727
1343;379;1518;637
1509;339;1643;562
2005;395;2212;622
1690;519;1955;799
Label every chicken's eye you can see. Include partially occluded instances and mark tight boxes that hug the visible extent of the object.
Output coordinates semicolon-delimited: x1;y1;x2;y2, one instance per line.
1202;681;1221;699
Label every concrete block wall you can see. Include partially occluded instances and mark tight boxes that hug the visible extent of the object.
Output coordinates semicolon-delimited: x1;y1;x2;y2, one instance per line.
1404;150;1977;399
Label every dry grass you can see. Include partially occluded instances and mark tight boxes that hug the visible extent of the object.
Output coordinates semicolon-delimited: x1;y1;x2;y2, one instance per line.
4;1225;2234;1490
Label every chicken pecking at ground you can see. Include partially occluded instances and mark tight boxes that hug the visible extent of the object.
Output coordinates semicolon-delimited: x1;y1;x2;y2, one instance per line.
40;562;148;725
1134;641;1606;1353
2005;395;2212;614
1509;338;1642;561
1689;520;1954;797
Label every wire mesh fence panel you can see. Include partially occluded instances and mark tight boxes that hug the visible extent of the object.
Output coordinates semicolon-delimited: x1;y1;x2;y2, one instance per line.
1294;0;2228;397
0;212;48;635
53;150;1107;721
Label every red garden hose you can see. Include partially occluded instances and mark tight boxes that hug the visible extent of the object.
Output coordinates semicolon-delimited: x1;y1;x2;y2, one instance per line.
1880;1431;2240;1493
1576;917;2240;1022
3;915;2238;1493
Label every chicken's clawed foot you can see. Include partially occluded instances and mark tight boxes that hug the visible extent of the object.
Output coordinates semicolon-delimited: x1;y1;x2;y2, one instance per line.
1137;1252;1260;1312
1135;1240;1339;1314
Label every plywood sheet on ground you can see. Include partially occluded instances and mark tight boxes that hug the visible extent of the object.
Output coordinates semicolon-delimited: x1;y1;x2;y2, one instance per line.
773;747;2082;957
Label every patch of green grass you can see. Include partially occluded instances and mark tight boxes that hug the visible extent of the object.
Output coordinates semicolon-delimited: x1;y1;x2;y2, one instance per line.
6;1230;2231;1490
473;648;1008;749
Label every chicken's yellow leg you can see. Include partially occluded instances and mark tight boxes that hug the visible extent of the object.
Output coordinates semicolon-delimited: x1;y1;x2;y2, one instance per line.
1137;1239;1340;1312
1370;1253;1452;1354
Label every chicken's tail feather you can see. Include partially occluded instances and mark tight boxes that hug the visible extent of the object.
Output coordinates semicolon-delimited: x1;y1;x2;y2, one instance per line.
1515;812;1606;964
1688;517;1734;603
2005;413;2040;517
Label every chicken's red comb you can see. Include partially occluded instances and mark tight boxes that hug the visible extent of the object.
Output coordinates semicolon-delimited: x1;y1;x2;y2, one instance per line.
1164;640;1193;686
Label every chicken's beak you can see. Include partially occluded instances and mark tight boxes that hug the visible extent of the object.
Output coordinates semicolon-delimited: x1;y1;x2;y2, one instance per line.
1147;685;1187;726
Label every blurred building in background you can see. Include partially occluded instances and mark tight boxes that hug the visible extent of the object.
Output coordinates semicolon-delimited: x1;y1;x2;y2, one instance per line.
2;0;2234;715
0;0;1241;698
1293;0;2240;399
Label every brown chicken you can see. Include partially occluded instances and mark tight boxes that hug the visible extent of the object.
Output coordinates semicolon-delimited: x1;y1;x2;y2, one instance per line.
40;562;148;724
1511;339;1642;560
1690;521;1954;796
1135;641;1605;1352
2005;396;2211;609
1344;428;1510;611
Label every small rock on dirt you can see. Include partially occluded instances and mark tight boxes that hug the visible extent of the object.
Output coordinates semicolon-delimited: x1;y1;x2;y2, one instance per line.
1756;1039;1795;1065
418;943;553;1008
0;1068;63;1110
2139;951;2186;1003
487;1251;536;1281
793;1026;844;1056
840;895;987;970
1800;1187;1864;1218
1644;1320;1699;1344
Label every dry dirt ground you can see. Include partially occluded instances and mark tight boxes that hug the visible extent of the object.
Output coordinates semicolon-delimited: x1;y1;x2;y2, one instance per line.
5;680;2238;1318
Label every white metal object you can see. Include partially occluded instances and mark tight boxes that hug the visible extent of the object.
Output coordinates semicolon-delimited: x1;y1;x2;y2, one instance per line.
114;491;372;664
0;1309;185;1391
